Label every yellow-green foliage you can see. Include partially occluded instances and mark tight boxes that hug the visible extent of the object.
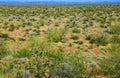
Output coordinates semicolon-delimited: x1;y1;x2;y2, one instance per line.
46;29;65;42
0;4;120;78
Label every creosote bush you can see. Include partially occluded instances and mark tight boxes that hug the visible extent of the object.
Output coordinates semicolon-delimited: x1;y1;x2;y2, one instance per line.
46;29;65;43
74;40;83;45
0;38;8;59
110;25;120;35
99;44;120;78
72;28;81;33
0;32;9;38
86;33;110;46
26;37;90;78
71;35;79;40
9;24;15;31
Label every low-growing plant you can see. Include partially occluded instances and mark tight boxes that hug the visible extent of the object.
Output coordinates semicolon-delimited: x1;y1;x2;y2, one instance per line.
54;22;60;27
71;35;79;40
0;38;8;59
0;32;9;38
14;48;32;58
86;33;110;46
110;25;120;35
9;24;15;31
46;29;65;43
72;28;81;33
74;40;83;45
99;44;120;78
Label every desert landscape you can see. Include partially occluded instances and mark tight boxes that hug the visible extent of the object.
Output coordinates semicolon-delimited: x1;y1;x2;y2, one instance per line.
0;4;120;78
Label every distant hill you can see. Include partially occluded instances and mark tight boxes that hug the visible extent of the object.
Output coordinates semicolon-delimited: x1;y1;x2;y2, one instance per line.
0;1;41;4
0;1;120;4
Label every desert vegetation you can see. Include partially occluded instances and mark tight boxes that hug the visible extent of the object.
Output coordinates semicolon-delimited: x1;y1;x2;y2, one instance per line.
0;4;120;78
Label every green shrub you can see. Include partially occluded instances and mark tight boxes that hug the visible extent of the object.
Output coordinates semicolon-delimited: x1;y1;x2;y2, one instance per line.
110;25;120;35
0;33;9;38
72;28;81;33
69;42;74;47
86;33;110;46
111;35;120;43
74;40;83;45
61;38;68;43
28;37;51;52
14;48;32;58
51;52;88;78
28;47;89;78
26;37;90;78
99;45;120;78
26;22;33;26
4;22;8;25
71;35;79;40
9;24;15;31
0;38;8;59
86;35;91;40
46;29;65;43
39;19;45;26
54;22;60;26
